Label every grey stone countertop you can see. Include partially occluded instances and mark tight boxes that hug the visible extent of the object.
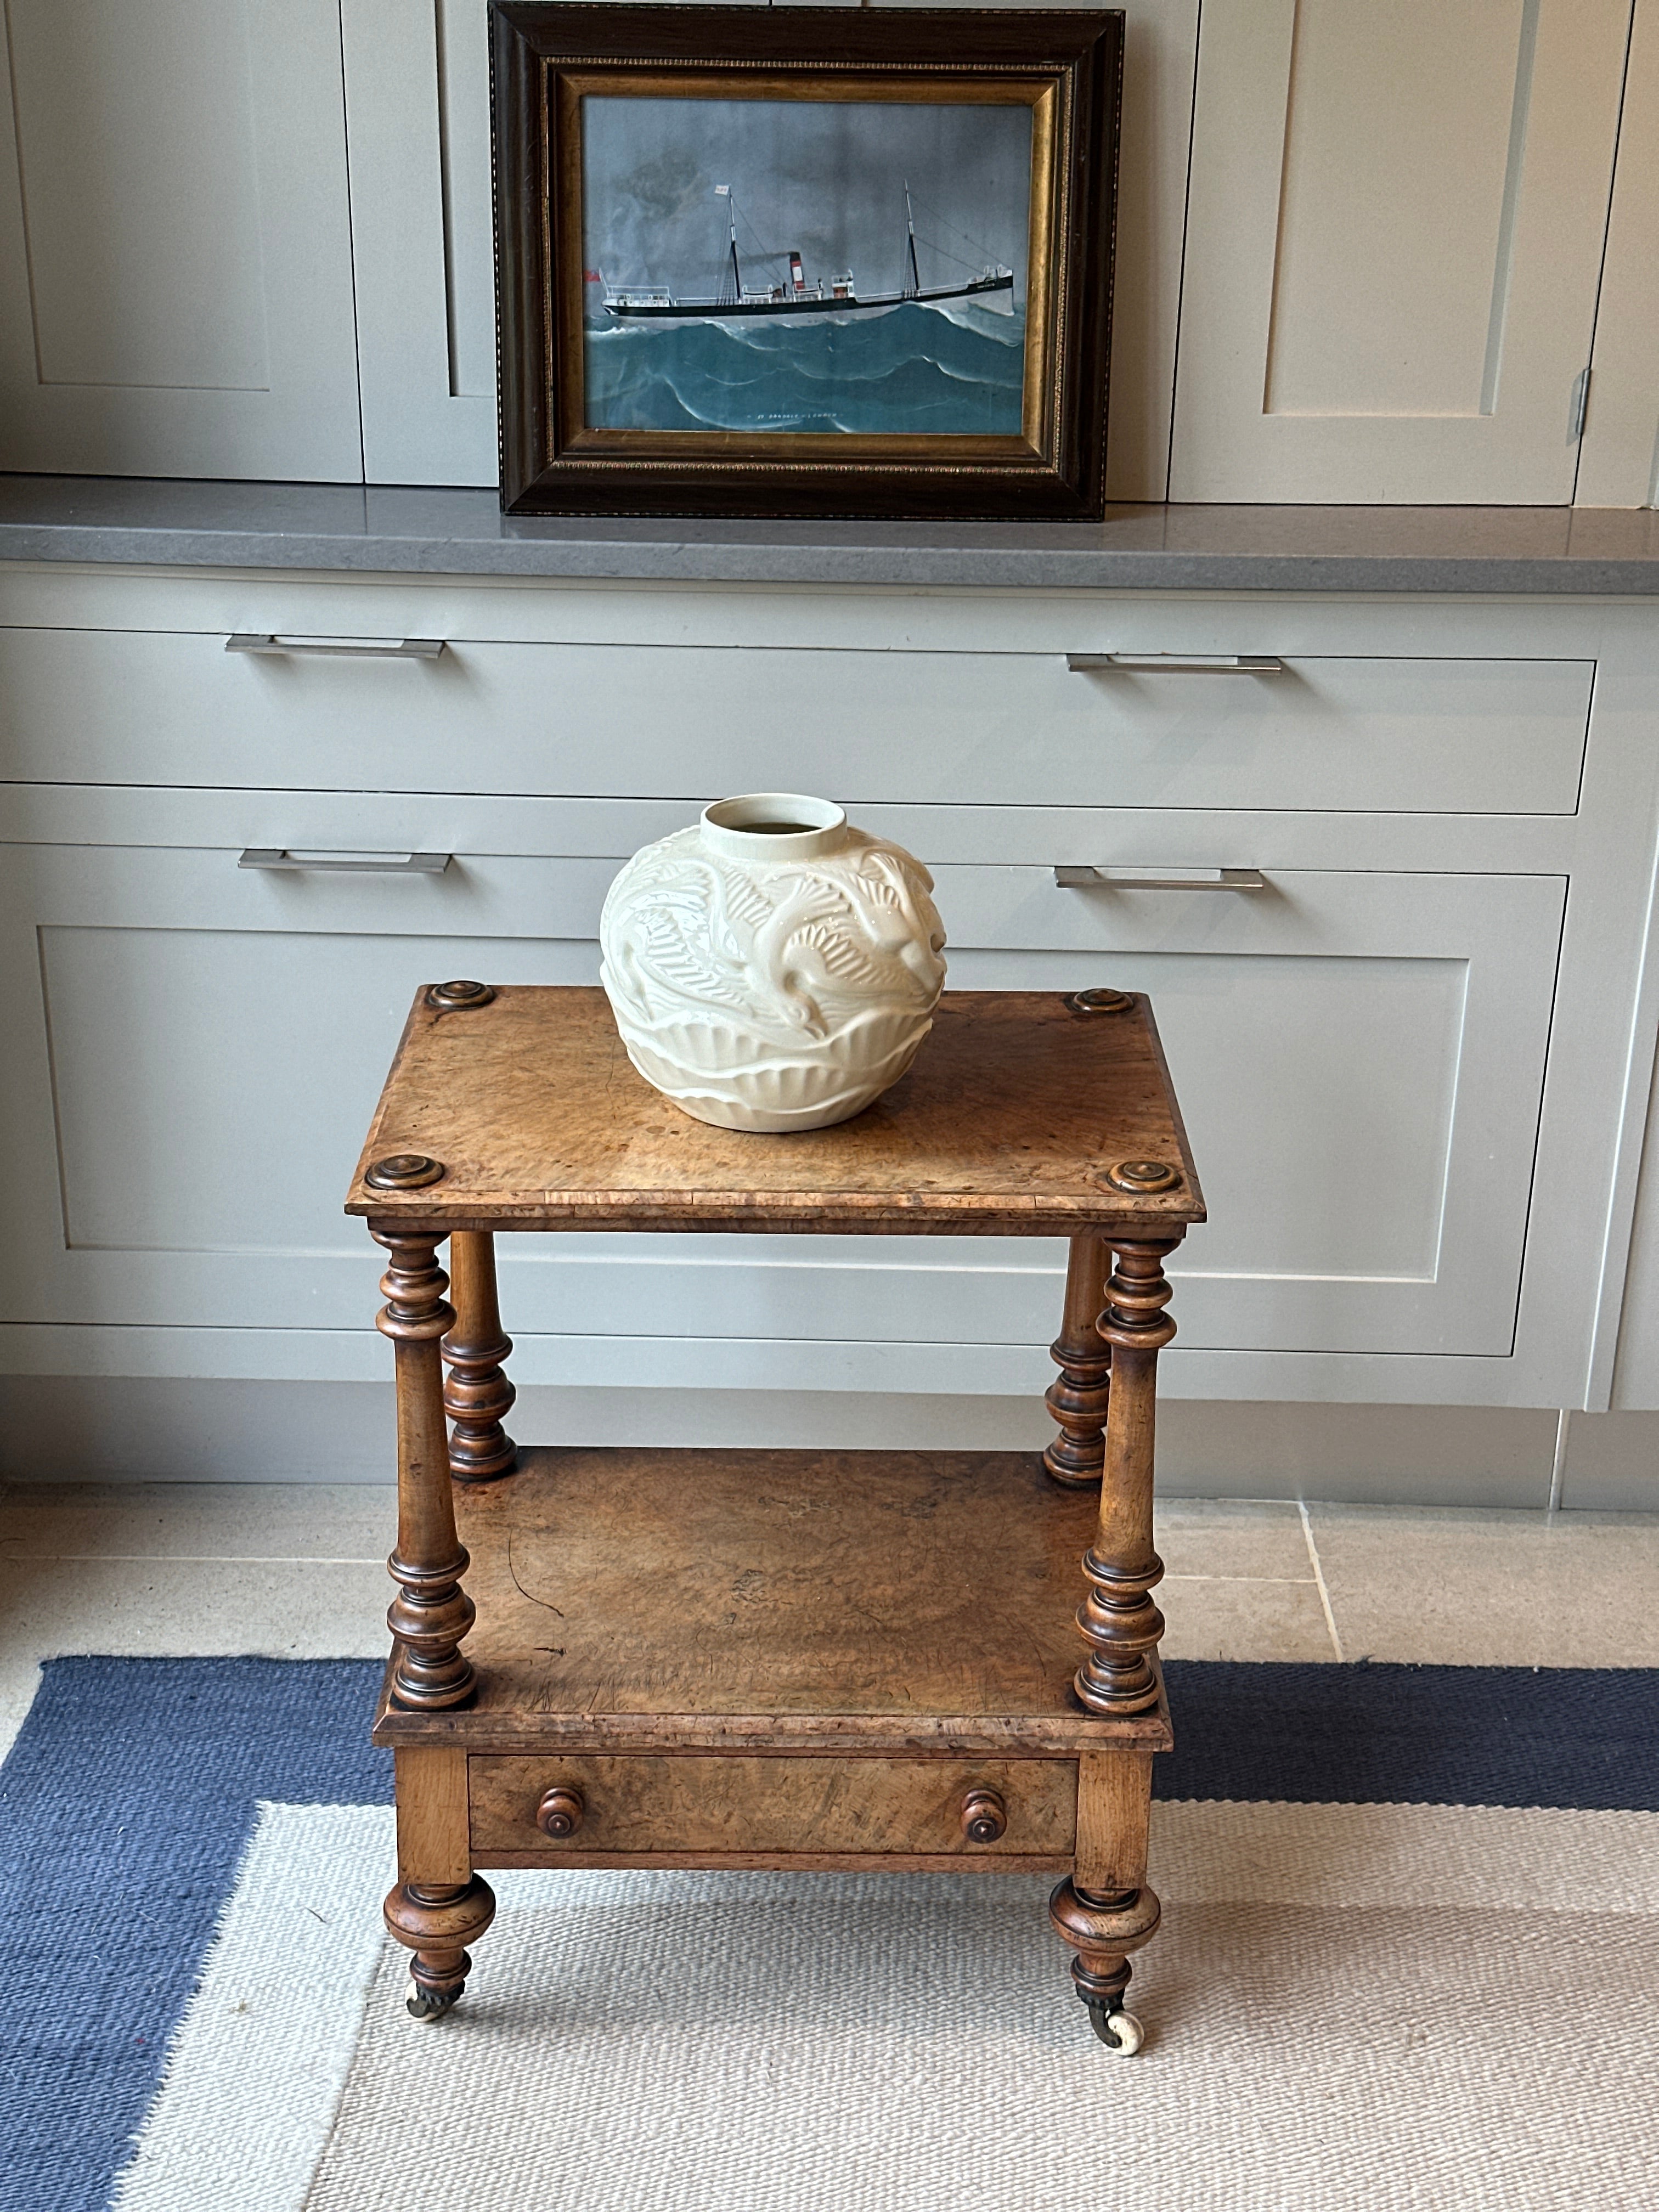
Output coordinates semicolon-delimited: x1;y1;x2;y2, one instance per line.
2;474;1659;592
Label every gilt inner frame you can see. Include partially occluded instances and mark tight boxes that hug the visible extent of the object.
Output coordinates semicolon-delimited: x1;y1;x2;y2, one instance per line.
548;67;1065;467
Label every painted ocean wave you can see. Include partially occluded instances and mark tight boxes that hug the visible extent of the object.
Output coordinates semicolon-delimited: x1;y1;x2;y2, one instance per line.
585;299;1025;435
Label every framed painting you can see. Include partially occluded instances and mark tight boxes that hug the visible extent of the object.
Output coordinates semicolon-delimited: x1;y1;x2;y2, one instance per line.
490;5;1123;518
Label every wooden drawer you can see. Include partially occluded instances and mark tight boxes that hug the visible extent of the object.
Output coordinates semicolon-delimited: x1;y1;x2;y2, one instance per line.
0;624;1590;814
467;1755;1078;1860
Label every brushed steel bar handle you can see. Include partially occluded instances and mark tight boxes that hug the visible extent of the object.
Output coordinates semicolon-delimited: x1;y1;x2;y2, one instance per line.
1054;866;1267;891
239;848;452;874
1065;653;1285;673
225;633;447;659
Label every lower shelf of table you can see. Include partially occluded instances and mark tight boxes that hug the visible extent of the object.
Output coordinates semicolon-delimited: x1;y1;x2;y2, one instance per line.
374;1443;1172;1760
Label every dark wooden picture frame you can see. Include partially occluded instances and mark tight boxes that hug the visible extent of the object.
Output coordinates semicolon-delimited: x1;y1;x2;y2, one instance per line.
490;4;1123;519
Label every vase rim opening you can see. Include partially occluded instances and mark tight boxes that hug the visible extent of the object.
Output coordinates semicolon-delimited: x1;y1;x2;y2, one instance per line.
700;792;848;862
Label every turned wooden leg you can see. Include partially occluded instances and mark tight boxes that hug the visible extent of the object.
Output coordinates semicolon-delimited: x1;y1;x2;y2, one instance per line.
385;1879;497;2019
1074;1235;1182;1716
443;1229;518;1482
1049;1749;1159;2050
384;1745;494;2019
375;1231;476;1709
1045;1231;1111;1486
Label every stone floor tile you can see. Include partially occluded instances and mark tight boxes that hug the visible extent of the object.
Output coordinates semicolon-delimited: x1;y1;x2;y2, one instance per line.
0;1481;395;1561
0;1556;391;1665
1159;1575;1338;1664
0;1655;42;1767
1305;1504;1659;1667
1154;1498;1313;1583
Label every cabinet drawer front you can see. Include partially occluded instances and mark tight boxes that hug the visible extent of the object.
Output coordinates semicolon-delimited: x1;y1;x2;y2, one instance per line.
939;865;1565;1357
0;843;1561;1360
0;627;1589;814
469;1755;1077;1859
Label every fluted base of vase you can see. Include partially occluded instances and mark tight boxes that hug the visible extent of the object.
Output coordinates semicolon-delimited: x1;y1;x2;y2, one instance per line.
617;1025;930;1132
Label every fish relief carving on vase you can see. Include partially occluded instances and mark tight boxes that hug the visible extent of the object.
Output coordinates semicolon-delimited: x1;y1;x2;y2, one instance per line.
600;794;947;1131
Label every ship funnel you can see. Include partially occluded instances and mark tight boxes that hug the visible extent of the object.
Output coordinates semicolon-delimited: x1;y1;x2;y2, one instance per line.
789;251;804;294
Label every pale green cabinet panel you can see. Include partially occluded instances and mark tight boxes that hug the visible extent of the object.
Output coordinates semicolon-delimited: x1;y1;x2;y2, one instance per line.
1613;1034;1659;1407
0;833;1562;1375
1173;0;1635;503
0;1;363;481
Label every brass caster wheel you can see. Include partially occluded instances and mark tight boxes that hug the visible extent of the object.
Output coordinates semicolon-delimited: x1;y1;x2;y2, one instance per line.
1086;2001;1146;2055
405;1976;462;2022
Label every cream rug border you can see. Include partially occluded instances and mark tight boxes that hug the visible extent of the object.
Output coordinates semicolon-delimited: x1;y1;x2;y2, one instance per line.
112;1798;1659;2212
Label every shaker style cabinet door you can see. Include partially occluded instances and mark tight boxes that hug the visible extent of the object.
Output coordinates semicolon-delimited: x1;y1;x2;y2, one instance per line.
0;838;613;1338
938;865;1567;1361
1171;0;1633;503
341;0;498;486
0;0;363;481
1613;1035;1659;1408
1575;0;1659;506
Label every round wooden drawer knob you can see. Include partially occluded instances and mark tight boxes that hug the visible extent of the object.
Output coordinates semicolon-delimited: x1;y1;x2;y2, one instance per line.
961;1788;1008;1844
535;1786;585;1839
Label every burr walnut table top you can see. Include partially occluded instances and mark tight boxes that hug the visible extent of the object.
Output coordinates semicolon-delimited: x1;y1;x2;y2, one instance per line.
347;985;1205;1235
373;1446;1171;1757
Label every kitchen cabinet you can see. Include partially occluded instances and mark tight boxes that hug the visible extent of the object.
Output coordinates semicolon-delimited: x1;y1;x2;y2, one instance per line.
1576;0;1659;507
319;0;1659;507
1171;0;1634;504
1613;1036;1659;1408
0;0;363;481
0;0;1651;504
3;567;1656;1427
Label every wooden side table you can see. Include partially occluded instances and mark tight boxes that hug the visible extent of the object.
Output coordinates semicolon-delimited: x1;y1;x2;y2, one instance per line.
347;985;1204;2052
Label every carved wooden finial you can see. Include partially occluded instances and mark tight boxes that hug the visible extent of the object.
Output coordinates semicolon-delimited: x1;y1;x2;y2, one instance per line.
426;979;496;1011
365;1152;445;1190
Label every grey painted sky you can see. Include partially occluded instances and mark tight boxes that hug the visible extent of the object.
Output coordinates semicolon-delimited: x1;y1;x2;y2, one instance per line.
580;97;1031;303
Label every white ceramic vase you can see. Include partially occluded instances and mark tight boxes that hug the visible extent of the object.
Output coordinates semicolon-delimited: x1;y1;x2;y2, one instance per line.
599;792;947;1132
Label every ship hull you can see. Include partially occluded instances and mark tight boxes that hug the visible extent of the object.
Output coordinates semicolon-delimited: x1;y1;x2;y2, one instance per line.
605;273;1013;323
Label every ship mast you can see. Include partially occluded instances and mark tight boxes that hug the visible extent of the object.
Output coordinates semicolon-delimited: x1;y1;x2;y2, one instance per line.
904;180;921;297
715;185;741;305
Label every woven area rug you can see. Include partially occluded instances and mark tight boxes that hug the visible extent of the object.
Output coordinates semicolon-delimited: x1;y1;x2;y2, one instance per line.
4;1660;1658;2212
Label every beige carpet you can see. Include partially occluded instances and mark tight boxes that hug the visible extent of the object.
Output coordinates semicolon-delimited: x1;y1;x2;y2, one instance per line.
297;1804;1659;2212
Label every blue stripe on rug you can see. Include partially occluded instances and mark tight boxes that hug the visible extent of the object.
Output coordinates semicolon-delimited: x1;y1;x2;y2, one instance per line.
1158;1658;1659;1812
0;1661;390;2212
2;1654;1657;2212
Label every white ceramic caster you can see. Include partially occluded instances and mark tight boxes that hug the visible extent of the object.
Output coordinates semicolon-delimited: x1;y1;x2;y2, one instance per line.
1089;2003;1146;2055
405;1975;460;2022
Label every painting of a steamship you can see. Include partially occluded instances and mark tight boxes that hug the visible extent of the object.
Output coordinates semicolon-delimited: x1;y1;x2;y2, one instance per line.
581;97;1031;436
603;184;1014;324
